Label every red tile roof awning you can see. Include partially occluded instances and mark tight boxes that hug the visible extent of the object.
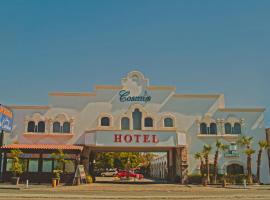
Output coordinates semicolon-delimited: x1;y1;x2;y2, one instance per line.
0;144;83;151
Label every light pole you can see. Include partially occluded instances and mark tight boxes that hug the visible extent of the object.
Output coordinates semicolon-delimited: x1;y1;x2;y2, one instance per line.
92;159;96;182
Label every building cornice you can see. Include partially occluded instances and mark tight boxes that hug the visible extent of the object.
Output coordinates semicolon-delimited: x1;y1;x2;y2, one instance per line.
94;85;176;91
7;105;50;110
48;92;96;97
94;85;123;90
173;94;221;99
218;108;265;112
147;86;176;91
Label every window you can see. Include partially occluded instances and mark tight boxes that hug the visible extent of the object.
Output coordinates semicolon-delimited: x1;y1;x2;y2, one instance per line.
164;117;174;127
27;121;36;132
225;123;232;134
210;123;217;134
65;161;75;173
28;159;39;172
53;122;61;133
132;109;142;130
6;159;13;171
227;164;244;175
233;123;241;134
121;117;130;130
37;121;45;133
42;160;53;172
144;117;153;127
101;117;110;126
63;122;70;133
200;123;208;134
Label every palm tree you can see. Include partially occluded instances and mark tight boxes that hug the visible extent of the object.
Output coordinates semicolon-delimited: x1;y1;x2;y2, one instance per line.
213;140;228;184
244;148;255;183
194;152;204;176
202;144;212;184
256;140;269;184
237;136;254;183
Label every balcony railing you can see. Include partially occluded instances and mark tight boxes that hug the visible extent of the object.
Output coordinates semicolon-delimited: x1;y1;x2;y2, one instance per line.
224;151;240;157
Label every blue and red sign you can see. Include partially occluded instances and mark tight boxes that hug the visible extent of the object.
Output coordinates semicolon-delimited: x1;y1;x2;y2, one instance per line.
0;105;13;132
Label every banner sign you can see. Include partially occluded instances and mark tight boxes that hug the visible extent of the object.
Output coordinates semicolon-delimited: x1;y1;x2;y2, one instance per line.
119;90;151;103
85;131;182;147
0;105;13;132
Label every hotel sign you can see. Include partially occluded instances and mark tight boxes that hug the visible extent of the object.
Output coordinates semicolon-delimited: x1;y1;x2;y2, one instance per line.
0;105;13;132
85;131;186;147
119;90;151;103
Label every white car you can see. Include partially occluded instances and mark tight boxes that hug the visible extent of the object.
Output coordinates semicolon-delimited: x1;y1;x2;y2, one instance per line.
100;169;117;177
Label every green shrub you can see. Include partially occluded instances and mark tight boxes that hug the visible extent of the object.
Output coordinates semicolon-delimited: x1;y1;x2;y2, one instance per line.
188;174;202;184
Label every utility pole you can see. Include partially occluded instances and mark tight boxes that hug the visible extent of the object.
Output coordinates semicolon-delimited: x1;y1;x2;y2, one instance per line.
0;130;4;181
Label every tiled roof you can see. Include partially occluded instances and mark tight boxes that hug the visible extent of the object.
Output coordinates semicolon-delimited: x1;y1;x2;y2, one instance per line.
0;144;83;151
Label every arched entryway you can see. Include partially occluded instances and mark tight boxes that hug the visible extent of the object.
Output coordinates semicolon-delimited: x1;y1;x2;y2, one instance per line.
226;163;244;175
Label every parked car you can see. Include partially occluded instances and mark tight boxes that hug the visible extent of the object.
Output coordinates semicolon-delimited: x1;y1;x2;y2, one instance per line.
117;170;144;179
100;169;117;177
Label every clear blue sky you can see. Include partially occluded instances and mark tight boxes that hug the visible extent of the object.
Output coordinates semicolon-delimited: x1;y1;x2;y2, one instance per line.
0;0;270;126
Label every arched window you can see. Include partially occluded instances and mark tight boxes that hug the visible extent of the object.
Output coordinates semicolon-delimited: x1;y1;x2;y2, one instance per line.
164;117;173;127
101;117;110;126
27;121;36;132
53;122;61;133
210;123;217;135
121;117;130;130
225;123;232;134
200;123;208;134
37;121;45;133
132;109;142;130
233;123;241;134
63;122;70;133
144;117;153;127
227;164;244;175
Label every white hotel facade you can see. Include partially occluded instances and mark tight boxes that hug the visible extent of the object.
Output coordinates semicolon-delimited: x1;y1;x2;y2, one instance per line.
1;71;269;183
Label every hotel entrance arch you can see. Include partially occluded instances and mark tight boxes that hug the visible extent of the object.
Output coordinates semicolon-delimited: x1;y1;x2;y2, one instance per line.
81;130;188;183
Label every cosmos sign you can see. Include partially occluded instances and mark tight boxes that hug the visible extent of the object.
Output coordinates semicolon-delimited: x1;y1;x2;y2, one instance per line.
119;90;151;103
0;105;13;132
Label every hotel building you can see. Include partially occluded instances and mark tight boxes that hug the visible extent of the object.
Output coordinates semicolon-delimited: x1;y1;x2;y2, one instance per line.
1;71;269;183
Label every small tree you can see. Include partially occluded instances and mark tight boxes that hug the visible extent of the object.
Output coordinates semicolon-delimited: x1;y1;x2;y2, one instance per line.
10;149;23;177
256;140;269;184
213;140;228;184
194;152;204;176
202;144;212;184
51;150;70;179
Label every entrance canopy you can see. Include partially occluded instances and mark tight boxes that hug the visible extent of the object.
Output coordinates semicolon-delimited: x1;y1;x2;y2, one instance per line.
85;131;186;148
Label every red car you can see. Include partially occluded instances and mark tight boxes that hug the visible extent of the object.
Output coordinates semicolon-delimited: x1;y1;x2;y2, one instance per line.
117;170;144;179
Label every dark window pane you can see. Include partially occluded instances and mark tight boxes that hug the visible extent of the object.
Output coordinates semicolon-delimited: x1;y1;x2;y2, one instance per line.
164;118;173;127
200;123;208;134
225;123;232;134
101;117;110;126
63;122;70;133
121;117;130;130
42;160;53;172
144;117;153;127
27;121;35;132
210;123;217;134
28;159;39;172
227;164;244;175
53;122;61;133
38;121;45;132
132;109;142;130
233;123;241;134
